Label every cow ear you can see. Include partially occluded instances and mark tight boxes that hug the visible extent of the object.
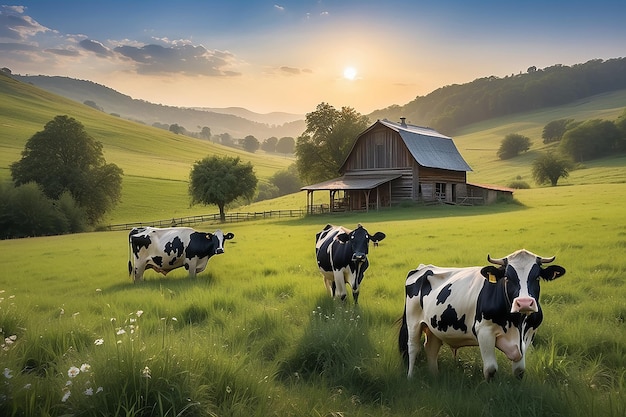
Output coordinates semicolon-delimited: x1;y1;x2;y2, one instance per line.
540;265;566;281
336;233;350;243
480;266;505;282
224;232;234;240
371;232;386;242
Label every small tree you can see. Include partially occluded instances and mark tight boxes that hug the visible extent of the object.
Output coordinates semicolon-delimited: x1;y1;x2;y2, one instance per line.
189;156;257;222
531;152;574;186
497;133;532;160
242;135;260;153
276;136;295;154
542;119;574;143
262;137;278;153
10;115;123;225
269;164;302;196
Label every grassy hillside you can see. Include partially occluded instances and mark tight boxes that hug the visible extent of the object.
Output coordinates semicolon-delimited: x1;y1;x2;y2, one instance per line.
453;89;626;186
0;73;294;223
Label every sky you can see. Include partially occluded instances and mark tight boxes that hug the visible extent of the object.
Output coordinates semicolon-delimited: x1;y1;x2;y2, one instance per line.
1;1;625;115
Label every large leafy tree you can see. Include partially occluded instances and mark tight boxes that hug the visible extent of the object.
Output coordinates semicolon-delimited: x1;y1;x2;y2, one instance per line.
560;119;621;162
189;156;257;222
10;115;123;225
295;103;370;183
532;152;574;186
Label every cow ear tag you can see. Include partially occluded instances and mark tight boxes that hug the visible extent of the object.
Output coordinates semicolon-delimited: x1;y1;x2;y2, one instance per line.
488;272;497;283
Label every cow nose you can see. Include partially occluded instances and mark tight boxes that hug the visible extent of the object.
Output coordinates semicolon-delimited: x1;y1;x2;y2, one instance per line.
215;248;224;255
352;253;366;262
511;297;538;314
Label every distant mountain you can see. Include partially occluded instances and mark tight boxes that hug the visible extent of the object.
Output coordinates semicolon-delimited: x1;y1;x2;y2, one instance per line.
14;75;305;139
191;107;303;126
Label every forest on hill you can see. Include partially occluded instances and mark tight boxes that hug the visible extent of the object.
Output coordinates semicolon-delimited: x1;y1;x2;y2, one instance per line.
369;58;626;135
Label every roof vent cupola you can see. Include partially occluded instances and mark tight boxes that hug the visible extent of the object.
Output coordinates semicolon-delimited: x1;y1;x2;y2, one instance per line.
400;117;407;127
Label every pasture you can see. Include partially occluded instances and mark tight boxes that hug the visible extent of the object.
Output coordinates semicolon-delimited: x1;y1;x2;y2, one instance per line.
1;183;625;416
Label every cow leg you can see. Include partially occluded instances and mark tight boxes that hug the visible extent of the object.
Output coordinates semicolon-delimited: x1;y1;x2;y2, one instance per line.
322;272;335;297
477;331;498;381
407;322;424;378
185;260;197;279
334;270;348;301
133;261;146;283
423;327;442;375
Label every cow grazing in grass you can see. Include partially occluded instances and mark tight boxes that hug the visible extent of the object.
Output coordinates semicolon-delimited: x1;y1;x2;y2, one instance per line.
315;224;386;304
128;226;234;282
398;249;565;380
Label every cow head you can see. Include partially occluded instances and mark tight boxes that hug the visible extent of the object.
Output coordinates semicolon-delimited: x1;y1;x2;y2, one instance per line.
208;230;235;254
336;224;386;262
481;249;566;315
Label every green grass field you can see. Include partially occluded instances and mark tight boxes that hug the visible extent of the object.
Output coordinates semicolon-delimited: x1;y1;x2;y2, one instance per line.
0;76;625;416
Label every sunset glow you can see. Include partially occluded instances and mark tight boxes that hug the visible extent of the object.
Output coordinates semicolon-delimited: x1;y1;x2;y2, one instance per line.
343;67;357;81
1;1;624;114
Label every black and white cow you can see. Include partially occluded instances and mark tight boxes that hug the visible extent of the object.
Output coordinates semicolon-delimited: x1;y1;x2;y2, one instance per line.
127;226;234;282
315;224;386;303
398;249;565;380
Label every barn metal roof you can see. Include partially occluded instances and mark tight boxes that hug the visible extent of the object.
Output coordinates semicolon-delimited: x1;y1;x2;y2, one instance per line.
300;174;402;191
378;119;472;172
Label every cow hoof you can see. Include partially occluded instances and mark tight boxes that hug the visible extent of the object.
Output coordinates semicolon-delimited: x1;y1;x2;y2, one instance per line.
514;369;525;379
485;368;497;381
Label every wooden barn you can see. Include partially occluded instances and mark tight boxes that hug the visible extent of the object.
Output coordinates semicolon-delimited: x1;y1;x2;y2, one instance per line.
302;118;513;213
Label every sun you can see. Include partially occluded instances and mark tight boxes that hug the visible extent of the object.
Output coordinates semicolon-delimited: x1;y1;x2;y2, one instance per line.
343;66;357;80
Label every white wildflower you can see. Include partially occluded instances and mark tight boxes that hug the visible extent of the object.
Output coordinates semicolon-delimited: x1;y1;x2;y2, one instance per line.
3;368;12;379
94;338;104;346
141;366;151;379
136;310;144;317
96;386;103;393
61;390;71;402
67;366;80;378
84;387;94;396
80;363;91;373
116;328;126;335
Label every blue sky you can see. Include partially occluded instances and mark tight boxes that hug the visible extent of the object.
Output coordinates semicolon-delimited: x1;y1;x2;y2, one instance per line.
2;1;625;114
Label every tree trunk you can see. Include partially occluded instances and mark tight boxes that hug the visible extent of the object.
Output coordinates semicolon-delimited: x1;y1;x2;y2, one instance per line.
218;204;226;222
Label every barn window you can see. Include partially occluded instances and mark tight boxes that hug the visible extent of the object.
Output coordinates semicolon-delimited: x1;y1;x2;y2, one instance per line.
435;182;446;200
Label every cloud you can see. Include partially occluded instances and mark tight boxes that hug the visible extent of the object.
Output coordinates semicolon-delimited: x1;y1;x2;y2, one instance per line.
279;66;312;76
0;42;38;52
0;5;50;41
45;48;81;57
113;42;241;76
274;4;285;12
79;39;113;57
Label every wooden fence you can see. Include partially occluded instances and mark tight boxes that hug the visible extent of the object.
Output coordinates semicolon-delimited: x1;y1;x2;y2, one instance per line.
106;209;310;231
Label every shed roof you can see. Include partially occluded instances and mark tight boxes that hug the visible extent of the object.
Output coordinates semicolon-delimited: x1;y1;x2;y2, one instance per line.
378;119;473;172
301;174;402;191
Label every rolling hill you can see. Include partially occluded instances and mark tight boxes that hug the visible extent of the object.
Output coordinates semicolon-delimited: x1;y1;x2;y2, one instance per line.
13;74;305;139
0;72;294;223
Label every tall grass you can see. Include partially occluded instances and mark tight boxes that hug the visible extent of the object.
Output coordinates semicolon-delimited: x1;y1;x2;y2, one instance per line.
1;181;625;416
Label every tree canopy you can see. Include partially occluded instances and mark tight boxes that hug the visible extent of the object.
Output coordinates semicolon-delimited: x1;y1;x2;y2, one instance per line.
497;133;532;160
10;115;123;226
189;156;257;222
532;152;574;186
295;103;370;184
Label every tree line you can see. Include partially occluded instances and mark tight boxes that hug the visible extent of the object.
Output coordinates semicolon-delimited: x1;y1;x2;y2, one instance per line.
372;58;626;135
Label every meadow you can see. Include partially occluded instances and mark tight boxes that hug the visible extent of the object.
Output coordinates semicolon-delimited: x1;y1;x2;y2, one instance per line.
1;180;625;416
1;77;625;416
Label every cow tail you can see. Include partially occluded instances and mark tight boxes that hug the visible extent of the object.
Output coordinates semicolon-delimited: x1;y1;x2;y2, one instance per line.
127;232;133;276
398;306;409;360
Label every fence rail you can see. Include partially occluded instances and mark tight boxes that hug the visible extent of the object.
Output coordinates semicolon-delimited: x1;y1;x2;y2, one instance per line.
106;209;309;231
